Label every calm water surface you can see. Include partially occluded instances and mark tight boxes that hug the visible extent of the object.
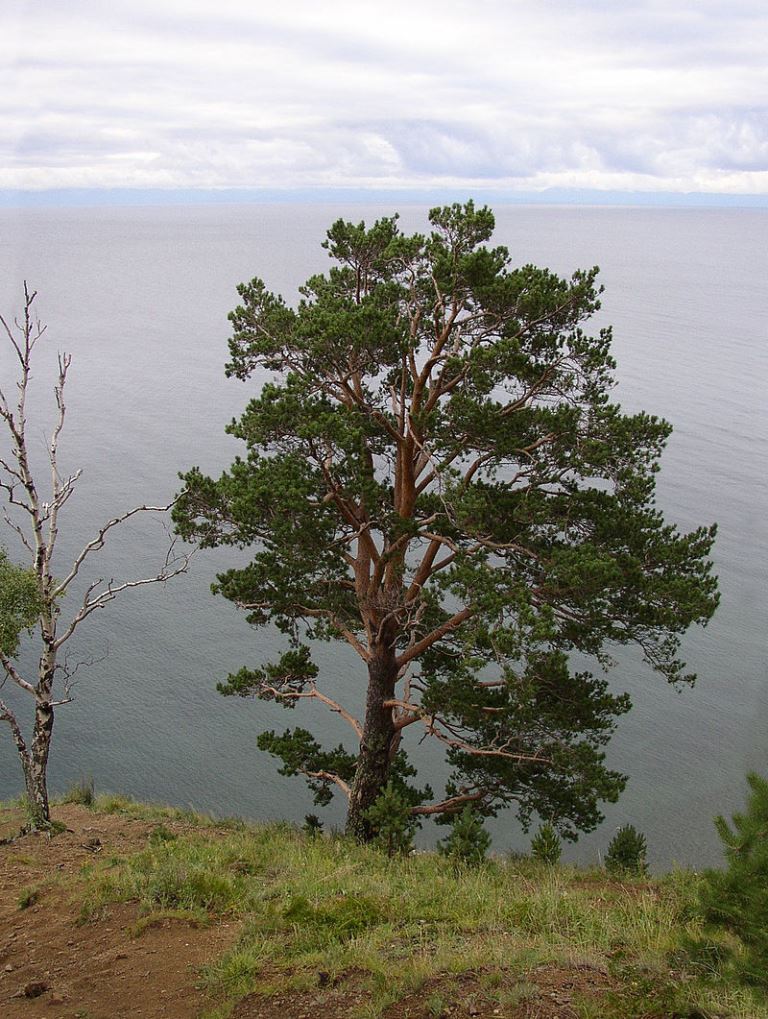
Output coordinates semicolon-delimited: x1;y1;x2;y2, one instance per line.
0;204;765;869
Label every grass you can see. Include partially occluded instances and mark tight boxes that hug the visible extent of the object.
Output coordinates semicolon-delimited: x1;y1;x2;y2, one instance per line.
66;800;768;1019
90;792;250;831
80;833;261;920
61;776;96;807
129;907;210;938
17;884;41;909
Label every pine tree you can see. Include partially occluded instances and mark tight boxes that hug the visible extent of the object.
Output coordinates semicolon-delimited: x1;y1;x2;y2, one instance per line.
174;202;719;841
365;781;419;857
605;824;648;876
439;806;492;866
531;822;562;865
701;773;768;985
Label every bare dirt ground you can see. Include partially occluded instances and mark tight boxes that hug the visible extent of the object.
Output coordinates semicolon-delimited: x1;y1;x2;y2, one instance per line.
0;805;612;1019
228;963;612;1019
0;804;236;1019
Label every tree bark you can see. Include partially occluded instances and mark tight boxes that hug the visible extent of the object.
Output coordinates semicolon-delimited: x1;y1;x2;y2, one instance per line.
345;648;398;841
22;701;54;829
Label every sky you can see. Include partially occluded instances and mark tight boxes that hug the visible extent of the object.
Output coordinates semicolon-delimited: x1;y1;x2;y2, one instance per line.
3;0;768;198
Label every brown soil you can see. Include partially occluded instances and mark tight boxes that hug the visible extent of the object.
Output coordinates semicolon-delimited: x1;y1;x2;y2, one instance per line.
0;806;614;1019
230;963;612;1019
0;804;236;1019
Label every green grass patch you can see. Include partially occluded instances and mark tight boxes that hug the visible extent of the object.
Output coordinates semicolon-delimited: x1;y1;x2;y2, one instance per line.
17;884;40;910
71;801;768;1019
90;793;249;832
81;832;270;919
60;777;95;807
129;908;210;938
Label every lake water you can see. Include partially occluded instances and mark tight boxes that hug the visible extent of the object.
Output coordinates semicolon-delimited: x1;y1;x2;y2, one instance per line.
0;203;765;869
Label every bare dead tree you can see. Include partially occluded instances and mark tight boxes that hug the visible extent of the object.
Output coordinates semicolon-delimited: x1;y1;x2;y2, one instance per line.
0;284;192;830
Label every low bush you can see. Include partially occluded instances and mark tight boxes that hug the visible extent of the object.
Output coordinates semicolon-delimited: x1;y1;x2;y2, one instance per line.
530;823;562;865
605;825;648;876
700;772;768;986
438;807;491;867
302;813;324;838
365;781;419;857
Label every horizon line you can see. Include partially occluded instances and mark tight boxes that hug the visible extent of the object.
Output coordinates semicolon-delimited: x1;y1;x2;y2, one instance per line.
1;187;768;210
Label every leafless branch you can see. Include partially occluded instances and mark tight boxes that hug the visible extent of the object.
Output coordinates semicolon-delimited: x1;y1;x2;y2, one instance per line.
383;695;551;764
410;789;488;816
396;606;474;668
54;543;194;650
0;653;38;697
53;503;181;598
48;649;110;707
261;683;363;739
292;604;371;662
1;509;34;553
304;769;351;798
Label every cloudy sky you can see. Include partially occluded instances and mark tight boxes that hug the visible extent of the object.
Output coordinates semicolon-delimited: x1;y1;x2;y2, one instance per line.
3;0;768;196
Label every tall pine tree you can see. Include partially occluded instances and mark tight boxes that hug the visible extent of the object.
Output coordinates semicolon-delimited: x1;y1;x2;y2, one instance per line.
175;202;718;840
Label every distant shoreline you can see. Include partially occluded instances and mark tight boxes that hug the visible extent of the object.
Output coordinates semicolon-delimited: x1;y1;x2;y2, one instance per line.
3;187;768;210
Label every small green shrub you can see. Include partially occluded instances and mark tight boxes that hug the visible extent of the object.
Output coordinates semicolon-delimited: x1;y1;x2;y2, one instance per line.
302;813;324;838
671;932;732;979
438;806;491;867
530;823;562;865
201;945;267;999
700;772;768;986
602;965;694;1017
605;825;648;876
426;991;449;1016
147;864;236;912
94;793;136;814
365;781;418;857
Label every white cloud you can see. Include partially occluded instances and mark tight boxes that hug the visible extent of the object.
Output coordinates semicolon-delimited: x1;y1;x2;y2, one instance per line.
2;0;768;193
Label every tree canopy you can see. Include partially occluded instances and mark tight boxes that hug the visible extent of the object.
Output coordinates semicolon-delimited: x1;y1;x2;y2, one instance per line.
174;201;718;841
0;548;39;658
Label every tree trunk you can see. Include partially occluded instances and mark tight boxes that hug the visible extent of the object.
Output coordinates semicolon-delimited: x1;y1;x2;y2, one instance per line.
345;650;398;841
22;701;54;830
